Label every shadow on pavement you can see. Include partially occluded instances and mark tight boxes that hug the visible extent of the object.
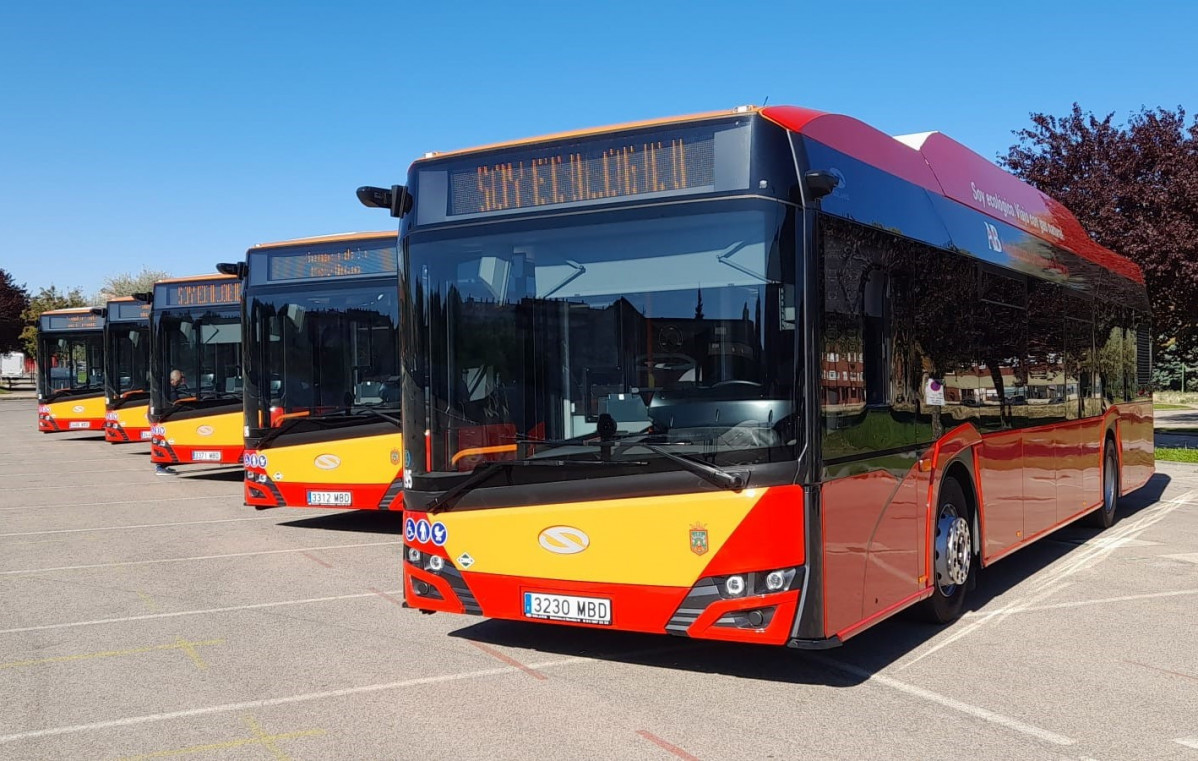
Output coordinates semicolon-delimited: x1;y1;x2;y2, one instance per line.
447;473;1173;686
279;510;406;534
178;467;244;482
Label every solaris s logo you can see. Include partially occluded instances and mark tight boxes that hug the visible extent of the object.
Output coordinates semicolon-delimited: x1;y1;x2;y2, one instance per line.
538;526;590;555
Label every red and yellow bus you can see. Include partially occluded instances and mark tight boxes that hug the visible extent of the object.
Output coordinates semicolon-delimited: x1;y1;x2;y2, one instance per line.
240;232;404;510
36;308;106;433
148;273;245;469
372;105;1153;647
103;296;153;443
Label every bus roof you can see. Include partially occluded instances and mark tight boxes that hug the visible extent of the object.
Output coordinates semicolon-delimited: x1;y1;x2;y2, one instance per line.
250;231;397;250
40;307;100;316
760;105;1143;284
153;273;240;285
415;104;1142;285
418;107;753;161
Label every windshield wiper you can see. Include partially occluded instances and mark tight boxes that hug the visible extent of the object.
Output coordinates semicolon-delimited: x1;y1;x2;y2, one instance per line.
614;441;747;492
350;406;401;426
427;458;645;514
511;432;746;492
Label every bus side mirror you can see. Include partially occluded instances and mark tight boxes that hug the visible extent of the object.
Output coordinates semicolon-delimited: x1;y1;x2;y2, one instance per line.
357;185;412;219
216;262;247;279
804;170;840;200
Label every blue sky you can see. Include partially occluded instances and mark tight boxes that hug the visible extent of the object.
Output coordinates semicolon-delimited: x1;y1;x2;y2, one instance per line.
2;1;1195;299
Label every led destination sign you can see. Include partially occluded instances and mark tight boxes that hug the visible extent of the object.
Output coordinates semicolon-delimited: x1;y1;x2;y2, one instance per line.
266;245;396;283
111;302;151;321
446;125;721;216
161;281;242;308
41;313;102;331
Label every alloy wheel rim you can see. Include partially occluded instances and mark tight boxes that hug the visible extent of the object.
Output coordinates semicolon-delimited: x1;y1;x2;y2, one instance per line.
935;506;971;592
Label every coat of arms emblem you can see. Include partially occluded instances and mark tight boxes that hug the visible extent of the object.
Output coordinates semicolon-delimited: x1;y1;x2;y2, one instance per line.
690;522;709;556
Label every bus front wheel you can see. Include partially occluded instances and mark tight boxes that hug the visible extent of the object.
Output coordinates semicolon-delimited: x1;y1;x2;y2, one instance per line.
924;477;972;624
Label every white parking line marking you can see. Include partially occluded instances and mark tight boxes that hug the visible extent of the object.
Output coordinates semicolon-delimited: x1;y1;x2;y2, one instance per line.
0;541;400;576
0;496;222;513
1177;738;1198;749
0;657;589;745
962;588;1198;617
1163;553;1198;564
813;655;1075;746
17;467;151;476
0;516;299;538
16;483;213;491
0;590;405;635
897;490;1197;670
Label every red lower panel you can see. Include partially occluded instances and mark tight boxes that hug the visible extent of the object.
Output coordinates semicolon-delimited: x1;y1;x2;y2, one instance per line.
105;424;152;444
39;417;103;433
151;442;243;465
687;590;800;645
406;569;803;645
409;569;690;634
245;478;402;510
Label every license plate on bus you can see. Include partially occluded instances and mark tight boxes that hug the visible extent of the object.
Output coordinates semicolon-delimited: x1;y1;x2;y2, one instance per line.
140;431;153;440
191;451;221;462
307;491;352;506
69;421;91;429
523;592;611;626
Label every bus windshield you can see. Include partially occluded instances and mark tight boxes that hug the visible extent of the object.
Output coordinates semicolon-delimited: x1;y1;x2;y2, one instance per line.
105;324;150;401
153;307;242;412
405;199;798;477
246;284;399;430
38;331;104;398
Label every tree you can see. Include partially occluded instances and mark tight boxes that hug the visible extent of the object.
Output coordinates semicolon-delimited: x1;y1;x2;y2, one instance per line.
20;285;88;359
94;267;171;303
1000;104;1198;375
0;269;30;354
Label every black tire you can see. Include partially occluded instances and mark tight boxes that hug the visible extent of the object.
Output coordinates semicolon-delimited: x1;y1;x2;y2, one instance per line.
922;477;973;624
1085;440;1120;529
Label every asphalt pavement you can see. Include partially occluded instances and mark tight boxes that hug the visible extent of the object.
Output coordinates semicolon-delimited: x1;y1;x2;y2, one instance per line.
1;400;1197;760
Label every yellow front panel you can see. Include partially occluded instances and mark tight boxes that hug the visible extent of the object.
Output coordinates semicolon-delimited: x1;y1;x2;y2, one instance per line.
49;396;106;420
113;406;150;430
264;431;403;485
434;488;764;587
162;410;243;448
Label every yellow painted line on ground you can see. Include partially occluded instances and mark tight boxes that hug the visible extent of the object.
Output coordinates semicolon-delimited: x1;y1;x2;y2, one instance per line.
0;656;593;745
117;714;326;761
0;637;222;672
136;591;160;612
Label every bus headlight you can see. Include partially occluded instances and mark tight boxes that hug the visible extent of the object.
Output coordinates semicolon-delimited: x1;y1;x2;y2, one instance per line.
765;570;787;592
406;547;422;564
712;568;799;599
427;555;445;573
725;575;746;597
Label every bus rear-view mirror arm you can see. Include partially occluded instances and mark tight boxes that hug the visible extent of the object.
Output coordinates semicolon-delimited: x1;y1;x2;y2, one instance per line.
804;170;840;200
356;185;412;218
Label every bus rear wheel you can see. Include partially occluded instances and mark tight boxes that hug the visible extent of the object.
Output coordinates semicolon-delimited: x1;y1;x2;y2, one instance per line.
923;477;972;624
1085;441;1120;529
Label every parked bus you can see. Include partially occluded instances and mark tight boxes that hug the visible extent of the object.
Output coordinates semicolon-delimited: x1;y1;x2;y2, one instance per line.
148;273;245;469
240;232;404;510
36;307;106;433
366;105;1153;647
103;296;153;443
